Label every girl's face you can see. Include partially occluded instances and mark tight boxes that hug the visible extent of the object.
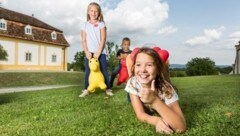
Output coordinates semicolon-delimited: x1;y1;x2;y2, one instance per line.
134;53;157;87
88;5;99;21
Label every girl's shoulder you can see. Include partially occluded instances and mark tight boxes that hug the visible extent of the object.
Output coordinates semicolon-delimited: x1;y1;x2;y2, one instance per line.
80;21;88;30
125;77;142;96
158;82;179;105
98;21;106;28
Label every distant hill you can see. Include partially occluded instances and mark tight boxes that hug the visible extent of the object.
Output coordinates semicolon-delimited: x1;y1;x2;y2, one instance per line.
170;64;231;69
170;64;186;69
216;65;231;68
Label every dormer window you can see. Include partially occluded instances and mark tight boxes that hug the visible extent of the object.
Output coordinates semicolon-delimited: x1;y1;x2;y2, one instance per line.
51;31;57;40
0;19;7;30
25;25;32;35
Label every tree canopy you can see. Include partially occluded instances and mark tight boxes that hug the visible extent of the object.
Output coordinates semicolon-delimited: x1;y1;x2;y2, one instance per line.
186;57;218;76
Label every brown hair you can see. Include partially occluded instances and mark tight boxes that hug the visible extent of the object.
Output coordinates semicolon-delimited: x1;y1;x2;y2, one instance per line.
87;2;104;22
131;47;173;98
122;37;130;42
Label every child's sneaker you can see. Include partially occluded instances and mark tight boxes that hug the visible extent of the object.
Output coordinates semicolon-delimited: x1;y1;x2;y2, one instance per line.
79;89;89;97
106;89;114;96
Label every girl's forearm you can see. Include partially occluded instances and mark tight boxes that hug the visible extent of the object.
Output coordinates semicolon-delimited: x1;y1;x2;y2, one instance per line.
97;41;105;53
151;99;186;132
136;112;161;126
82;42;88;53
81;31;89;54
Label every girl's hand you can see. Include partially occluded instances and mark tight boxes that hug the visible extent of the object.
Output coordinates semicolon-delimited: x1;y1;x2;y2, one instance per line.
93;51;101;59
156;118;173;134
140;80;157;104
86;51;92;60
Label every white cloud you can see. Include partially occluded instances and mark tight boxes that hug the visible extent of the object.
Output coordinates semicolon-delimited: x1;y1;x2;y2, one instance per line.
229;31;240;38
105;0;169;36
0;0;7;5
157;26;178;35
222;31;240;49
185;26;225;46
2;0;169;62
2;0;237;65
229;31;240;43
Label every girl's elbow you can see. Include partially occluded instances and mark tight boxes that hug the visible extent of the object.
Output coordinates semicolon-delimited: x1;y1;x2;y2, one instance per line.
175;125;187;133
135;113;145;122
136;114;143;122
82;40;87;43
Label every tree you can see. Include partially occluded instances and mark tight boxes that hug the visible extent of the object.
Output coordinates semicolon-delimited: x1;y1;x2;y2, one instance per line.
0;44;8;61
186;57;218;76
216;66;232;74
106;41;119;72
73;51;85;71
169;68;187;77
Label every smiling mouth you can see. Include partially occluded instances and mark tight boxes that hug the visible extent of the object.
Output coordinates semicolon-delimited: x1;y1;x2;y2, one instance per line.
139;75;149;79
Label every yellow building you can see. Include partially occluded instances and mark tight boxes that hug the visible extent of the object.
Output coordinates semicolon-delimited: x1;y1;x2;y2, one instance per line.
0;7;69;71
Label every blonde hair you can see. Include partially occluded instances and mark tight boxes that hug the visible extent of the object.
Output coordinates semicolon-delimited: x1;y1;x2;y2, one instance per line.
87;2;104;22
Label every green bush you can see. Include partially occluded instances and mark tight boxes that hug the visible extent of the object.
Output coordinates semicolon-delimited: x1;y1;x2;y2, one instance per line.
170;70;187;77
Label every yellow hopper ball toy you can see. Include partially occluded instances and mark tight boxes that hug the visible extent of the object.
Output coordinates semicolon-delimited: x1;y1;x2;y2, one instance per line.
87;58;107;93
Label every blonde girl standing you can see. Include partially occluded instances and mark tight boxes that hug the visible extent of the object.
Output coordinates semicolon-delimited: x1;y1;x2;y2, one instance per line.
79;2;113;97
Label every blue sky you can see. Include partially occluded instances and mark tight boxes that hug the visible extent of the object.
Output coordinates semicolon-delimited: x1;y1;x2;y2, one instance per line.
1;0;240;65
167;0;240;26
166;0;240;65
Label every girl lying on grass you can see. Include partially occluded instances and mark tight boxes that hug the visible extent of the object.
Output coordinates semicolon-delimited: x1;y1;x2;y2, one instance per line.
125;47;186;134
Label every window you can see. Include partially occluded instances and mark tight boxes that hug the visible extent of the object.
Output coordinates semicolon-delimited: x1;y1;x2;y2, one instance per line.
25;25;32;35
0;19;7;30
52;54;57;62
25;52;32;61
51;31;57;40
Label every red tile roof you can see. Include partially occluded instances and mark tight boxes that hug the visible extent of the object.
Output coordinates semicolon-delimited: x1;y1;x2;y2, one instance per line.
0;7;69;47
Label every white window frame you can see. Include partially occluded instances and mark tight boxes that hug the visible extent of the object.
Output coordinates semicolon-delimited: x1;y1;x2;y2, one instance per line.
52;54;57;63
25;25;32;35
25;52;32;62
51;31;57;40
0;19;7;30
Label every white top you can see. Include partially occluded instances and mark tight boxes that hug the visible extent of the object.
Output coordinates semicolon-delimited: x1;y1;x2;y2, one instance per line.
125;77;179;105
81;21;106;54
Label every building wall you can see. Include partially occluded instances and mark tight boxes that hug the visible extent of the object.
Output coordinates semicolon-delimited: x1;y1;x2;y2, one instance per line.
0;40;15;65
18;42;39;65
0;36;67;71
40;45;45;66
237;49;240;74
233;46;240;74
46;46;62;66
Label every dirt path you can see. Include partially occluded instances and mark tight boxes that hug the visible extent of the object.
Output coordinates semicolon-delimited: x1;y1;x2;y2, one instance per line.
0;85;80;94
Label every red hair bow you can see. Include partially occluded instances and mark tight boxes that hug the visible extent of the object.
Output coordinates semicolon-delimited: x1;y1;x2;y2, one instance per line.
130;46;169;63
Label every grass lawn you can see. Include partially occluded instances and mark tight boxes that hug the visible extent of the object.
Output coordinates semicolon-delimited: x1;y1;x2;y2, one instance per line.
0;72;83;88
0;74;240;135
